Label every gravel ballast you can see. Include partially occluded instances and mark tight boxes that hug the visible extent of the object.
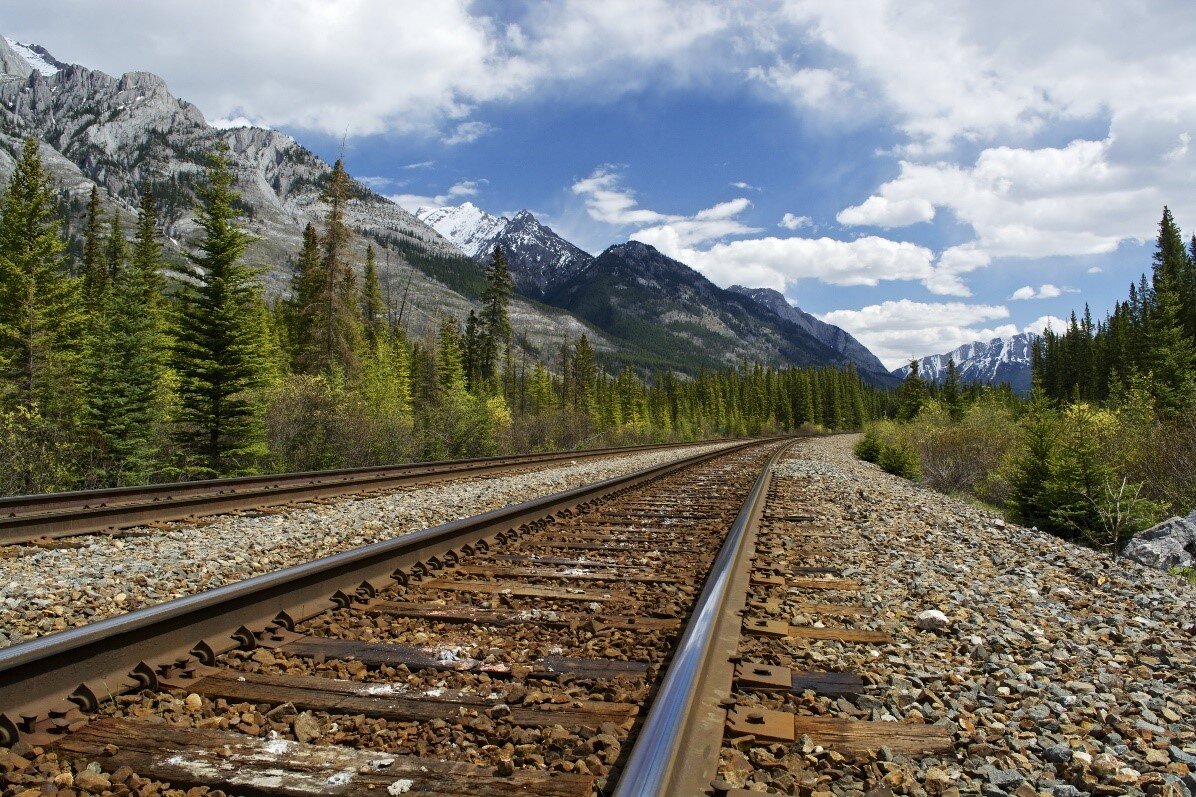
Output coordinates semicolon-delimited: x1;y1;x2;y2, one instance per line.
0;443;735;649
721;434;1195;797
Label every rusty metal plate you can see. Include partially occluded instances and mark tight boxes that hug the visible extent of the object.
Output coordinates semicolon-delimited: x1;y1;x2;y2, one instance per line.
735;662;792;691
743;617;790;637
726;706;796;741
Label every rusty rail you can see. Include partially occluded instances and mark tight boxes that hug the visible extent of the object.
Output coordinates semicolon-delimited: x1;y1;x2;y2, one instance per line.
0;438;735;546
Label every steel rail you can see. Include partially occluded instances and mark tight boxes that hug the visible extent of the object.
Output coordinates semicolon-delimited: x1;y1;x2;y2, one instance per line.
0;438;733;545
0;438;774;745
612;438;794;796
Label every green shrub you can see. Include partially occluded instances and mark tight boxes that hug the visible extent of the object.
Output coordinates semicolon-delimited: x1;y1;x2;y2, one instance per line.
876;439;922;480
1171;566;1196;586
854;428;882;462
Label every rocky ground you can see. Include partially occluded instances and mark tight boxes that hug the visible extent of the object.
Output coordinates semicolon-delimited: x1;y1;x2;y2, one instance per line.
0;443;734;649
720;434;1195;797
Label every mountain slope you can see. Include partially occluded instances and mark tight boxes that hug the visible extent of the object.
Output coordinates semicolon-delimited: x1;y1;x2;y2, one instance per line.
417;203;593;298
547;240;873;376
727;285;890;377
893;332;1039;394
0;37;610;354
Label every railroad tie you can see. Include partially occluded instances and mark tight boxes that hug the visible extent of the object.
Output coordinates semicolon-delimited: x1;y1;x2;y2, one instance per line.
275;636;651;680
50;717;594;796
172;669;638;729
362;599;681;629
413;578;631;602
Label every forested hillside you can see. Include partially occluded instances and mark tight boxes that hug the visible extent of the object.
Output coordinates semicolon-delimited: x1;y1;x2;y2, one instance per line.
0;139;889;493
857;207;1196;555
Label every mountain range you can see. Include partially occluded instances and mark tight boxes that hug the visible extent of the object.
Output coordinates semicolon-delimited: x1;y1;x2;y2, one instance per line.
0;34;895;384
892;332;1039;394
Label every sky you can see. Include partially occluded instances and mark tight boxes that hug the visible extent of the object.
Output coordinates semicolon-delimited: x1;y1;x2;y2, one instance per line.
6;0;1196;368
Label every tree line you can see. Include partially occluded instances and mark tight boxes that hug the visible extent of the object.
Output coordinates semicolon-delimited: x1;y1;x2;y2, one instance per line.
857;207;1196;554
0;138;886;493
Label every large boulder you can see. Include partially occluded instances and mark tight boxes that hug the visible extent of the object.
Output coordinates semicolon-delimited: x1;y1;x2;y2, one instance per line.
1121;510;1196;571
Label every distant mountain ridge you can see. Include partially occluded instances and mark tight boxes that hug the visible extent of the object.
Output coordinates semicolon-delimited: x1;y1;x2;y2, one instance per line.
0;36;608;355
893;332;1040;394
726;285;890;377
417;202;593;298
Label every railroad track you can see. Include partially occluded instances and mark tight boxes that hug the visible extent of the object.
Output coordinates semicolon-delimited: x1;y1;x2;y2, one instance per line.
0;439;731;546
0;436;956;796
0;438;777;793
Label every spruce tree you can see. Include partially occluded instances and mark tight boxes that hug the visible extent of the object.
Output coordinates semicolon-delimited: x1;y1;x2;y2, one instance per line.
106;212;126;281
0;137;85;418
171;146;267;476
478;245;512;387
85;187;167;484
297;159;361;376
942;357;964;420
81;185;106;304
360;245;386;345
896;360;928;421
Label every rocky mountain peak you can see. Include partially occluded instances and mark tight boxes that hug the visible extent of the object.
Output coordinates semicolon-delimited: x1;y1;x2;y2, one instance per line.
893;331;1040;394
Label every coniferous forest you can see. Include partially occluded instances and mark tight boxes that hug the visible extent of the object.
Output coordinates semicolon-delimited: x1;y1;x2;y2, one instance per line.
0;139;888;493
857;207;1196;554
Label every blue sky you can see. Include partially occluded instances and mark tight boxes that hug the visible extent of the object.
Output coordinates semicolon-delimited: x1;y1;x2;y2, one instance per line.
8;1;1196;367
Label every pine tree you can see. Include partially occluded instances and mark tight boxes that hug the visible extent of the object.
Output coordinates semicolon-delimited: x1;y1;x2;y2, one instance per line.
0;138;85;418
359;245;386;346
571;334;597;419
81;185;106;303
85;187;168;484
297;158;361;376
896;360;928;421
171;146;267;476
106;212;126;282
478;246;512;387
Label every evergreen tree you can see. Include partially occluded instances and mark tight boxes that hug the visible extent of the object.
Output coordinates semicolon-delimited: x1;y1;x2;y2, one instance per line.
896;360;928;421
359;245;386;345
171;146;267;476
0;138;85;418
571;334;597;418
105;212;126;281
478;245;512;387
85;188;167;484
296;158;361;376
81;185;106;303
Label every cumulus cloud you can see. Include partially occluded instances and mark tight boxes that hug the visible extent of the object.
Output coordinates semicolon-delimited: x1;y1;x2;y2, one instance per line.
1087;266;1103;274
571;168;760;246
442;121;494;145
389;179;486;212
1010;284;1063;300
779;213;813;230
837;196;934;228
1024;315;1067;334
817;300;1015;369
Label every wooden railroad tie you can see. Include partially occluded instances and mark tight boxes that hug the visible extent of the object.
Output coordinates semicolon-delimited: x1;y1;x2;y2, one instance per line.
451;564;681;584
362;600;682;630
725;709;954;755
274;636;650;681
743;617;892;644
414;578;630;602
168;669;637;729
51;717;593;796
734;662;864;697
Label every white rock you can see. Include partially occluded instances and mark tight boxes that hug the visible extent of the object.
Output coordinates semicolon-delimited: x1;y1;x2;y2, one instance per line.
916;609;952;631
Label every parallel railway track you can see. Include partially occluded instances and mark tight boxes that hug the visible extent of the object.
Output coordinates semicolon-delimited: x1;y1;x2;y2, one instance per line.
0;439;731;546
0;435;958;795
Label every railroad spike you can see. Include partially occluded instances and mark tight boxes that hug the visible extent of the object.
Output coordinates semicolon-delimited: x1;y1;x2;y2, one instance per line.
390;569;409;586
129;661;158;692
68;682;100;711
190;640;218;665
356;580;378;598
231;625;258;650
330;590;356;609
273;610;297;631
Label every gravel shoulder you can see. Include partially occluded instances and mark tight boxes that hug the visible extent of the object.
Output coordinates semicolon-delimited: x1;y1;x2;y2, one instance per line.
0;442;735;649
721;434;1195;797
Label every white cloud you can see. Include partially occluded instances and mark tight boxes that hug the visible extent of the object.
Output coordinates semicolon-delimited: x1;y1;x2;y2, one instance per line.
388;179;486;212
748;62;855;114
779;213;813;230
571;168;760;246
1087;266;1103;274
442;121;494;145
836;195;934;227
1010;283;1063;300
1024;314;1067;334
209;115;268;130
403;160;436;170
731;181;761;191
818;300;1014;369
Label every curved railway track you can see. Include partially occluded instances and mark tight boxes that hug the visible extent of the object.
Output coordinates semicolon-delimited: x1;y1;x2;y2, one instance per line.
0;439;732;546
0;434;958;796
0;438;780;792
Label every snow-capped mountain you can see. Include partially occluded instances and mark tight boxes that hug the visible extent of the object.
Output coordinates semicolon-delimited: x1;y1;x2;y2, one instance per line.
0;36;607;352
893;332;1040;394
727;285;890;378
417;202;507;259
417;203;593;298
1;37;64;77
